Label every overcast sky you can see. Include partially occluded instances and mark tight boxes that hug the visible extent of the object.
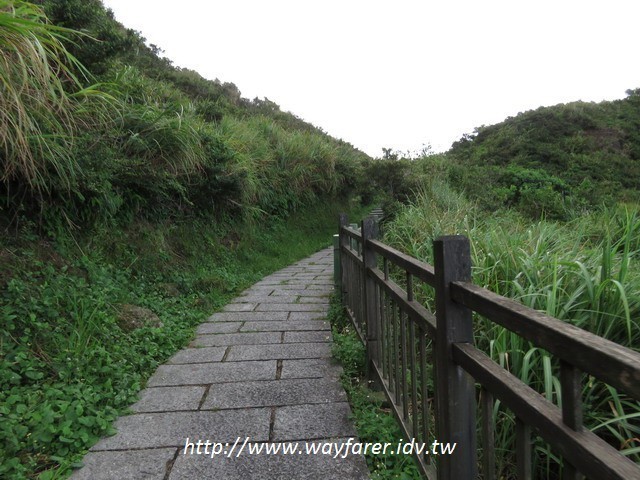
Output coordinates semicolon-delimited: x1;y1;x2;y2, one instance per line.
102;0;640;158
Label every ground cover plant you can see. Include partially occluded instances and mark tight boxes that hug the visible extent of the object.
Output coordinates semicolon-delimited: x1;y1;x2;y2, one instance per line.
328;294;422;479
0;200;369;479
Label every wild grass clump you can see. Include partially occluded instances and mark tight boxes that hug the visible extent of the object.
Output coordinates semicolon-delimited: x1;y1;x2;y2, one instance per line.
0;2;367;228
383;178;640;477
0;0;102;191
218;115;353;218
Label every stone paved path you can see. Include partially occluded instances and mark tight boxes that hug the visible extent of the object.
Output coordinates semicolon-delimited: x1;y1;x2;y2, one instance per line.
71;248;370;479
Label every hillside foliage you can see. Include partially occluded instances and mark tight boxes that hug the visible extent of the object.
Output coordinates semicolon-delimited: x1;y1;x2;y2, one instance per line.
2;1;640;478
1;0;368;231
446;94;640;218
0;1;369;478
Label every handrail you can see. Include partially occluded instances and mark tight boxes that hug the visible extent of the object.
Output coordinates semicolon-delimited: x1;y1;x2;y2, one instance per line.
451;281;640;399
368;239;436;286
452;343;639;479
337;213;640;480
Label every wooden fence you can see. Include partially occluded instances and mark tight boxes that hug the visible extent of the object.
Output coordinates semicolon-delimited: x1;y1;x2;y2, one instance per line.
337;214;640;480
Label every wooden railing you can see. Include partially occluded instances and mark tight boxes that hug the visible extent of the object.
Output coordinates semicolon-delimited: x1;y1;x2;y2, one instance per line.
337;214;640;480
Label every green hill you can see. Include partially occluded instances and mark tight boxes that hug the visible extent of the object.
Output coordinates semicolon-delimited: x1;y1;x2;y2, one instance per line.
2;0;368;227
373;96;640;479
445;92;640;218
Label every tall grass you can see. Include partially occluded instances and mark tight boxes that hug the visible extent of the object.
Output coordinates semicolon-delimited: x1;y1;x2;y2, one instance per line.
0;2;364;224
218;115;350;217
383;178;640;477
0;0;92;190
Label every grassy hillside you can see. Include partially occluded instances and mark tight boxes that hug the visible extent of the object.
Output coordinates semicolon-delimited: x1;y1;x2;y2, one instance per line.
0;1;371;478
2;0;368;228
358;96;640;477
345;81;640;478
446;93;640;219
359;92;640;223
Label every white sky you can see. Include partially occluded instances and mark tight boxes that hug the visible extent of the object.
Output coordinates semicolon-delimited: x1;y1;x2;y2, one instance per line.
102;0;640;158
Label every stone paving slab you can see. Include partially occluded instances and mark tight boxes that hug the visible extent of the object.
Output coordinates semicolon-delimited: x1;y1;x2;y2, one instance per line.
254;303;328;312
223;302;258;312
148;361;276;387
234;294;299;303
269;289;330;297
307;280;334;286
273;402;357;441
70;448;177;480
202;378;346;409
167;346;226;364
225;343;332;361
240;320;329;332
252;279;290;286
191;331;281;347
289;311;327;321
169;439;369;480
196;322;242;334
268;284;313;290
280;358;343;380
297;296;330;303
284;331;332;343
130;386;206;413
91;409;271;450
206;311;289;322
241;286;276;294
304;285;333;291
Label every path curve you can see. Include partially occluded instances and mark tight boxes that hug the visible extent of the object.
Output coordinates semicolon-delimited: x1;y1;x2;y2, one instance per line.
71;247;370;479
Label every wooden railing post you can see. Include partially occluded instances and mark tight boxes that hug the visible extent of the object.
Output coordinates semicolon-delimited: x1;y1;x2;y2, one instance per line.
338;214;349;300
434;235;477;480
362;216;380;387
333;234;341;291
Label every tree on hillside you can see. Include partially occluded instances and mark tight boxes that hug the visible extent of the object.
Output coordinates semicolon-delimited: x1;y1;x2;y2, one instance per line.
36;0;137;74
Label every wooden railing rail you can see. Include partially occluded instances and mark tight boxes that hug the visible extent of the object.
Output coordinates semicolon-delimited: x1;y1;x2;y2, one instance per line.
450;281;640;399
337;214;640;480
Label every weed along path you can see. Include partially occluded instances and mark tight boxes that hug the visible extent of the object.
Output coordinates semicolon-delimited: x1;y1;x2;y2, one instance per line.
70;247;370;479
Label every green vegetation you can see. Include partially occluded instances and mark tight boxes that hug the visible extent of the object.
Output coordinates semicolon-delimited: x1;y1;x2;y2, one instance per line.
1;0;368;227
347;86;640;478
0;0;96;190
447;94;640;219
367;92;640;222
381;180;640;477
328;294;422;479
0;1;370;478
2;0;640;479
1;200;366;479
